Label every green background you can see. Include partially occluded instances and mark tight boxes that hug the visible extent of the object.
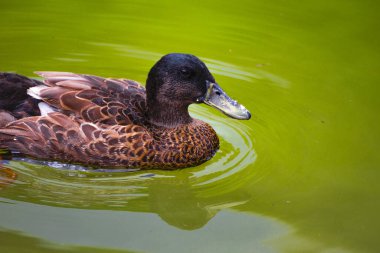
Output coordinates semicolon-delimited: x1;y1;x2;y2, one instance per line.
0;0;379;252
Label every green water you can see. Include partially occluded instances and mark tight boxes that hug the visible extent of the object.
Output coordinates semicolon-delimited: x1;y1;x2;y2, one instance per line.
0;0;379;252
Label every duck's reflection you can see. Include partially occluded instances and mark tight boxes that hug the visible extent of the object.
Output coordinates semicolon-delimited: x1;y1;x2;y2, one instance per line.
0;166;17;189
147;172;246;230
147;173;218;230
0;152;17;189
0;159;251;230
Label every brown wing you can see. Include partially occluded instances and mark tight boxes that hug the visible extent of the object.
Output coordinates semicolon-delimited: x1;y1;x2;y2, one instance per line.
0;112;156;167
33;72;147;126
0;112;220;169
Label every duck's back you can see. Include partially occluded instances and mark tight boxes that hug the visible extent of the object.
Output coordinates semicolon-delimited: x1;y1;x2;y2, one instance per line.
31;72;147;126
0;72;220;169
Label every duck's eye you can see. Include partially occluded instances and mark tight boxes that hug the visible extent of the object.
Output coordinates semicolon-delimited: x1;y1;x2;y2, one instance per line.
180;68;193;79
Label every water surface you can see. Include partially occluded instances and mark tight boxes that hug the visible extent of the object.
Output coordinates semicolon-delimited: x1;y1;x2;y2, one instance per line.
0;0;379;252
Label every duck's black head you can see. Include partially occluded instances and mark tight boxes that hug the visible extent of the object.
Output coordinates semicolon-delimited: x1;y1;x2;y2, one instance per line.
146;54;213;106
146;53;250;127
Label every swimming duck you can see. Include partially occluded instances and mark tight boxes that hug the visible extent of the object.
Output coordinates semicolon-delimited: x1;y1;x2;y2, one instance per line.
0;54;250;169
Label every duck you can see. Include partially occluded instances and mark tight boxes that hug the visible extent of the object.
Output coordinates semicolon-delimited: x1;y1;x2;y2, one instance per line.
0;54;250;170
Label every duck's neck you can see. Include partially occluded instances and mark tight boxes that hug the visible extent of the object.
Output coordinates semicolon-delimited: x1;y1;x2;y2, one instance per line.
146;100;193;128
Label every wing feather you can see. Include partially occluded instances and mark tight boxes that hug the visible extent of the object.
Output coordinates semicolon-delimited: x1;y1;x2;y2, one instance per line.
0;112;155;167
33;72;147;126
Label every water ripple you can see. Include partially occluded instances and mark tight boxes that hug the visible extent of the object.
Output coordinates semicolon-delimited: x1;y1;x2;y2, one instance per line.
0;106;256;211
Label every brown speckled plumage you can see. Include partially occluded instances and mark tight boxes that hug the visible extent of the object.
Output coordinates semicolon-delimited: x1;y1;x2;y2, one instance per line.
1;112;218;169
0;54;250;170
34;72;147;126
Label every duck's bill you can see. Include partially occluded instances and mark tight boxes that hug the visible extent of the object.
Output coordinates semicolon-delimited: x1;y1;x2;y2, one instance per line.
202;81;251;120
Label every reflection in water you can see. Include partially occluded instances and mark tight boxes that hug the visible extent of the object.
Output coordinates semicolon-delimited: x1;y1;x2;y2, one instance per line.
0;166;17;189
0;107;256;230
147;173;219;230
0;200;288;253
0;151;17;189
0;229;135;253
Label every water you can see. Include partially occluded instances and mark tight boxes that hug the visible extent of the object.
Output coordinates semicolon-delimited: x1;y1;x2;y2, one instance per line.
0;0;379;252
